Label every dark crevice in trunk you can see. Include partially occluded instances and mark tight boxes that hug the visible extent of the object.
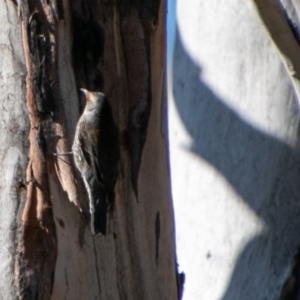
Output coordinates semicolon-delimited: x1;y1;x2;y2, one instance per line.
71;6;105;95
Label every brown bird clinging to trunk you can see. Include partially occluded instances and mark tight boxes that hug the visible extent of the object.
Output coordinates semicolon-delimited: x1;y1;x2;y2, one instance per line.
72;88;119;236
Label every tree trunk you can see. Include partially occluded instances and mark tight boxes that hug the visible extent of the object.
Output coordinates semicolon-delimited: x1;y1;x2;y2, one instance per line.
0;0;177;299
170;0;300;299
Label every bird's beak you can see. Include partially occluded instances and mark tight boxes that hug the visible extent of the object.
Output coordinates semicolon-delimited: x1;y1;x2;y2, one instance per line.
79;88;90;102
79;88;88;96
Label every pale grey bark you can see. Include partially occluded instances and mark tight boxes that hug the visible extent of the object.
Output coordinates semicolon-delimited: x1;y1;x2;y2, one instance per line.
0;1;28;298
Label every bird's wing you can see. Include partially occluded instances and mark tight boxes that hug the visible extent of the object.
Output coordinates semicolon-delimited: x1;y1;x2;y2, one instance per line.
78;126;105;188
77;126;108;236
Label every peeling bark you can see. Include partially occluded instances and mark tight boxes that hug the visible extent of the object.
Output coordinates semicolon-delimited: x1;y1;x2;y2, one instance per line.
250;0;300;98
16;1;58;298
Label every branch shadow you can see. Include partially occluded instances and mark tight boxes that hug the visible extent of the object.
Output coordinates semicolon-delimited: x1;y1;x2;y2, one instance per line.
172;28;300;299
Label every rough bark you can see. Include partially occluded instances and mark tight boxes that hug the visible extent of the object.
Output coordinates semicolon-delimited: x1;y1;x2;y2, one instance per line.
0;0;177;299
0;2;28;298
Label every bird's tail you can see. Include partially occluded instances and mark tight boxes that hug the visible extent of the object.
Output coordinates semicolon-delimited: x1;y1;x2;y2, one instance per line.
93;192;108;236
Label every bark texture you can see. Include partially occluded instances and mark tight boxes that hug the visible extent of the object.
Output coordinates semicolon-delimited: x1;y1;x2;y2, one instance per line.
0;0;177;299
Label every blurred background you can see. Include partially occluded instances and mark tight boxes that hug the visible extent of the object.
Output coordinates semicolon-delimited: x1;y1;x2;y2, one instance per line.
167;1;300;299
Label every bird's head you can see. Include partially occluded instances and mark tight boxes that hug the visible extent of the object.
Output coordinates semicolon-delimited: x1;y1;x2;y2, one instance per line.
79;88;106;112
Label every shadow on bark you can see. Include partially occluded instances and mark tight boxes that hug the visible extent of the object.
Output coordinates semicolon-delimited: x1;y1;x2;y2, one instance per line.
172;27;300;299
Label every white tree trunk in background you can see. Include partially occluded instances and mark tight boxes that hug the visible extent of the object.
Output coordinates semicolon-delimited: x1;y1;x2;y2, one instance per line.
170;0;300;299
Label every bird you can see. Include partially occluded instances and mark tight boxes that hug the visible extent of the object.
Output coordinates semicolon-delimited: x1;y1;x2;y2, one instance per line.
72;88;119;235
